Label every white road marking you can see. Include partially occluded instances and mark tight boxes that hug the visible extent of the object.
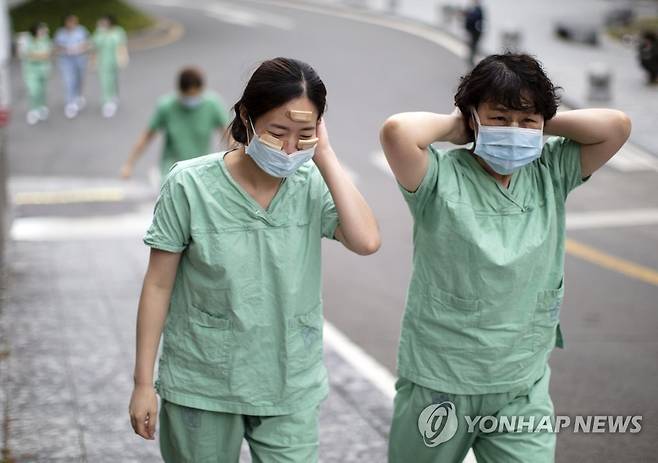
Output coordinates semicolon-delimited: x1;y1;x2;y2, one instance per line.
140;0;295;30
371;150;394;177
323;320;396;399
10;211;153;241
606;143;658;172
566;208;658;230
246;0;467;57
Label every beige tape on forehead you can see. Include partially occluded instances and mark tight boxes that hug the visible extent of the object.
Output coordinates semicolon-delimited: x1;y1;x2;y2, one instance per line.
287;110;313;122
259;133;284;150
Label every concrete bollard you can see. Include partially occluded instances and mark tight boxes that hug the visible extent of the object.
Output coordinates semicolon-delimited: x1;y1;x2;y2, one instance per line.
587;63;613;101
501;28;523;53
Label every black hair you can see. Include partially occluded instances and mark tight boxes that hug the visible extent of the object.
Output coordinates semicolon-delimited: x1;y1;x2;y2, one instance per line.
29;22;47;37
455;53;561;138
229;57;327;145
99;14;118;26
177;67;204;92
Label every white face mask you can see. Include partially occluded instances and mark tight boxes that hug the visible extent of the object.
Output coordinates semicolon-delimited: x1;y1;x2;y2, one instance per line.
245;118;317;178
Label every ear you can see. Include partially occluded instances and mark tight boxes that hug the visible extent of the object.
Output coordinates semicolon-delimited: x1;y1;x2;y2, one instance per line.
238;104;248;126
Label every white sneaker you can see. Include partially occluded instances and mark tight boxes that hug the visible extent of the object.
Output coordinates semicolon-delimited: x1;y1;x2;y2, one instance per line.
37;106;49;121
65;103;78;119
26;110;39;125
74;96;86;111
102;101;117;118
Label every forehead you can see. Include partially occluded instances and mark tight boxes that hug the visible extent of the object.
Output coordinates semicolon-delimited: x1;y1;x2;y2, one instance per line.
261;97;318;126
480;100;540;116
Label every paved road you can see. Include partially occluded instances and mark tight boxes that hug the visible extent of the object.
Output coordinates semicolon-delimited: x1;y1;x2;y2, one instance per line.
4;0;658;461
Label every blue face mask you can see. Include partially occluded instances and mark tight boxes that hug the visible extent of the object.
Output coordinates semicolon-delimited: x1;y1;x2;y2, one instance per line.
472;110;544;175
180;95;203;109
245;118;317;178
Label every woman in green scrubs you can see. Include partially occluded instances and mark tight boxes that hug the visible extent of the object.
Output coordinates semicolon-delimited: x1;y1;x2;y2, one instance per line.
129;57;380;462
380;53;631;463
21;22;52;125
92;15;127;118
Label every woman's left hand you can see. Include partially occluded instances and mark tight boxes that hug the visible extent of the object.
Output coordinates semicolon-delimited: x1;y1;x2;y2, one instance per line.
312;118;335;167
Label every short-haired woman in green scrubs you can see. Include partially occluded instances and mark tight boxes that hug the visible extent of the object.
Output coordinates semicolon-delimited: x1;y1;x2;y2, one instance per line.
380;53;631;462
129;57;380;462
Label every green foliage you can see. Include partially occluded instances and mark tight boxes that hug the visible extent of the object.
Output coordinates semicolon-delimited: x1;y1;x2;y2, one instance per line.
10;0;154;35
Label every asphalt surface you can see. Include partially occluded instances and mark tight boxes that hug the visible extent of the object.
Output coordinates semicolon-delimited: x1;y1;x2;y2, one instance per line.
4;0;658;461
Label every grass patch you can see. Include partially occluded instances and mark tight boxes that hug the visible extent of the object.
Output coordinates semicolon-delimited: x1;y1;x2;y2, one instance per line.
10;0;154;35
608;16;658;41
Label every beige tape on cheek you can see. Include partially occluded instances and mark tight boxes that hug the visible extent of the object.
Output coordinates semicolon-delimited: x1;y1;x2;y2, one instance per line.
297;137;319;150
259;133;284;150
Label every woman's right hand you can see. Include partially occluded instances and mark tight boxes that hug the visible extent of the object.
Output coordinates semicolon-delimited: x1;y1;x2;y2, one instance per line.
120;162;133;180
448;107;474;145
129;384;158;440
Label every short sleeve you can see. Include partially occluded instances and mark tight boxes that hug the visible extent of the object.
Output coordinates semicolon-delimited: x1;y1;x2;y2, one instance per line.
309;167;339;240
540;136;591;198
118;27;127;44
397;145;440;217
148;100;166;131
143;170;191;252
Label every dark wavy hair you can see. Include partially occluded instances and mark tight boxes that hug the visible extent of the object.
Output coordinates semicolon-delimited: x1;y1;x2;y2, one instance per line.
454;53;561;139
229;57;327;145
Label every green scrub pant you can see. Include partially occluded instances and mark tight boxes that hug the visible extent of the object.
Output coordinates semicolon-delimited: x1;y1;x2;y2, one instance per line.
24;67;49;110
159;399;320;463
388;365;555;463
98;65;118;104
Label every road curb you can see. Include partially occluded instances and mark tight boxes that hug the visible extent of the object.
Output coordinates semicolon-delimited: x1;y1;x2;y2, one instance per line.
127;15;185;52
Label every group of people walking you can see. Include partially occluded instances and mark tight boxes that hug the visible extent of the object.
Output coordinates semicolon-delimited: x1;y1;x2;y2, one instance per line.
18;13;128;125
127;52;631;463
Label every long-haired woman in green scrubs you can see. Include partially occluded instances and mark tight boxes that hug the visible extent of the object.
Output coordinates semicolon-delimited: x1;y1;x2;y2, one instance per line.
129;57;380;462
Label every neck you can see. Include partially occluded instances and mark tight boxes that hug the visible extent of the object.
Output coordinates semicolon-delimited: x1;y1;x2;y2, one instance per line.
470;151;512;188
233;145;282;189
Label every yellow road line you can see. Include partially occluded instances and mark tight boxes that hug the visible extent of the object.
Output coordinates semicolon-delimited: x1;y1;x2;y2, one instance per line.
566;238;658;287
15;188;125;205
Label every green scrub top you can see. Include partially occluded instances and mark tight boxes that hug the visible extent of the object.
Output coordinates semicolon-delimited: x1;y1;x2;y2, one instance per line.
22;36;52;74
148;93;229;178
397;136;591;395
92;26;126;69
143;150;340;415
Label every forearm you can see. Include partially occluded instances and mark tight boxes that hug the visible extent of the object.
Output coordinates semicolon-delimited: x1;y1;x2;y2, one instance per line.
315;149;380;255
126;132;153;166
544;109;631;145
383;112;462;149
133;282;172;386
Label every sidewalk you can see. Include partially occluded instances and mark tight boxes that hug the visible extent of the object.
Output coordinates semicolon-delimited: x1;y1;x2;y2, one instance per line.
304;0;658;157
0;232;391;462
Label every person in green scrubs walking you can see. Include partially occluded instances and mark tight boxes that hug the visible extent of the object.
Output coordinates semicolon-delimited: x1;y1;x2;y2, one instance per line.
92;15;128;118
380;53;631;463
121;67;229;183
128;57;380;462
20;22;52;125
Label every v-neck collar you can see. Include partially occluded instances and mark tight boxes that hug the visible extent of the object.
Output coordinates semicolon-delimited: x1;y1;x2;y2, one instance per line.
219;150;288;222
463;150;525;210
